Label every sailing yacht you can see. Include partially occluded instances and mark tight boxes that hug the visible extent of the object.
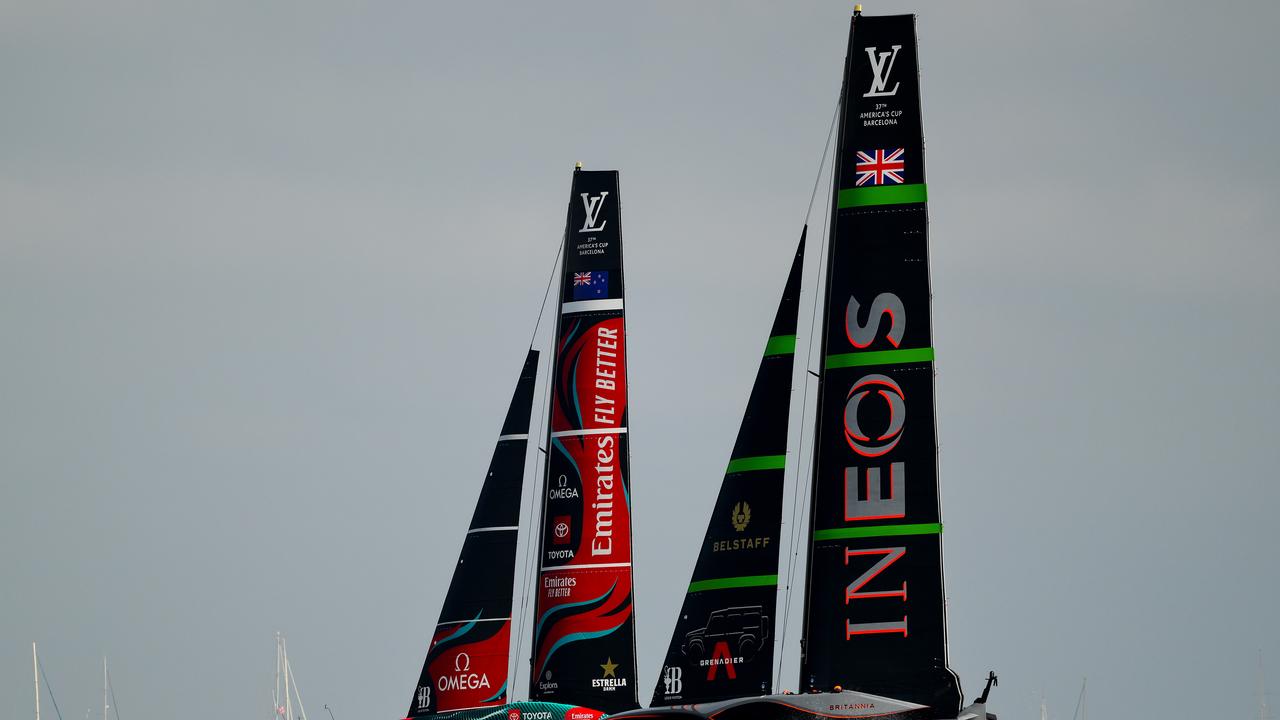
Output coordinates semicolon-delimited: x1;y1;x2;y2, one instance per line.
402;168;636;720
609;8;997;720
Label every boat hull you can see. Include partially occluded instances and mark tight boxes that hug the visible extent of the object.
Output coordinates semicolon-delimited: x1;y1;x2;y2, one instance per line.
606;691;986;720
408;701;606;720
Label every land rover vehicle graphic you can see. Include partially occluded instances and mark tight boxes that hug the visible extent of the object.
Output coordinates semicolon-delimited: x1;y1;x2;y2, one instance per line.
680;606;769;661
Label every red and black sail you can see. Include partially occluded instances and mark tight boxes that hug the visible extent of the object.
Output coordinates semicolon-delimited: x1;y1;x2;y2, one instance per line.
529;169;639;713
407;350;540;717
650;237;805;707
799;13;962;716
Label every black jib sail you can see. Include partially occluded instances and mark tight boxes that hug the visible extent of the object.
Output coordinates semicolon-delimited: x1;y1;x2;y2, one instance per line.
529;169;639;713
799;14;963;716
407;350;540;717
650;236;806;707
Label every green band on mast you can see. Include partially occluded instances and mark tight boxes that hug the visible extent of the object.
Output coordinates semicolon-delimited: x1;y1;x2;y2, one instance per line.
688;574;778;593
764;334;797;356
726;455;787;474
837;183;927;208
826;347;934;369
813;522;942;541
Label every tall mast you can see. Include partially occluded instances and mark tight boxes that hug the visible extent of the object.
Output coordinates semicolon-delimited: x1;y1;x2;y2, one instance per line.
33;643;40;720
528;167;639;713
102;658;108;720
1261;652;1271;720
1071;678;1087;720
281;632;289;717
284;637;292;720
274;634;282;719
797;10;961;715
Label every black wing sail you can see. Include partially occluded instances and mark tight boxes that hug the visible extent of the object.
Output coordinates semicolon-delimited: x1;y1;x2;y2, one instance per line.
799;14;963;715
651;236;805;707
529;169;639;713
406;350;539;717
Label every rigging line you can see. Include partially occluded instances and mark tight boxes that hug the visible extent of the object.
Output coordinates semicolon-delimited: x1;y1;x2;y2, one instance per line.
777;105;836;685
510;227;564;687
527;234;566;349
803;100;841;226
105;667;120;720
286;653;308;720
1070;678;1086;720
38;660;66;720
512;349;554;694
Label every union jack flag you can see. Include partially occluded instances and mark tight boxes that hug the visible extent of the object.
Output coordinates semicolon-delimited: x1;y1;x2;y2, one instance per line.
855;148;905;186
573;272;594;286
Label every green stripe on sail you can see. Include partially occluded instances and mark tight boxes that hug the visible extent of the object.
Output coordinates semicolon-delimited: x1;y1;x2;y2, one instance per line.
837;183;927;208
764;334;796;356
826;347;934;369
688;574;778;593
813;522;942;541
726;455;786;474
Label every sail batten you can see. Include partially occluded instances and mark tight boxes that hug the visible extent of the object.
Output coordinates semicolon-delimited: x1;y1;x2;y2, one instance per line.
407;350;540;718
798;13;962;716
529;169;639;714
650;236;806;707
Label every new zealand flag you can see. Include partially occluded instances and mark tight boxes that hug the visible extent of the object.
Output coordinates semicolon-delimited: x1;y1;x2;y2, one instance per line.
572;271;609;300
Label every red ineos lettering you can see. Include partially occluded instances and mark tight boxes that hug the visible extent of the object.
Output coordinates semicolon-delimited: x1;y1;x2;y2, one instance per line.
840;293;912;641
845;292;904;348
844;552;910;638
843;374;905;458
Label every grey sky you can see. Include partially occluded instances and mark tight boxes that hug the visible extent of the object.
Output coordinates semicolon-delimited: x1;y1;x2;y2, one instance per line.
3;2;1278;719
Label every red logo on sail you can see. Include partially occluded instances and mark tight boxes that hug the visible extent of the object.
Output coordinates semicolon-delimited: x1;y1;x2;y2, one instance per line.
705;641;738;681
553;516;571;544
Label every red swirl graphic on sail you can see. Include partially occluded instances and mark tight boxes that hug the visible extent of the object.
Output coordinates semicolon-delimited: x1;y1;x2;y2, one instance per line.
533;312;636;709
532;569;633;678
550;317;627;434
422;620;511;713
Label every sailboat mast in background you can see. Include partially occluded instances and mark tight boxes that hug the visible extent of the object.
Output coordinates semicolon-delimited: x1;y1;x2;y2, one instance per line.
1261;653;1272;720
33;643;41;720
274;633;309;720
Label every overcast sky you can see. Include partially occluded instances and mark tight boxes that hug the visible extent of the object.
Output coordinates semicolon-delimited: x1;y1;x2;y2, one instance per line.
3;2;1279;719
